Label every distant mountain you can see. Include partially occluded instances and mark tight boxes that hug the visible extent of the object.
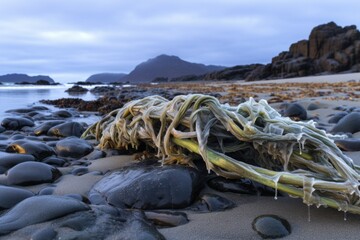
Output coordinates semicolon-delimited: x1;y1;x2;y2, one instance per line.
0;73;55;84
121;54;225;83
85;73;127;83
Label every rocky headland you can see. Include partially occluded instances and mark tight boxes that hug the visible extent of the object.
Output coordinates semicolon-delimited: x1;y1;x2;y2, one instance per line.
0;74;56;85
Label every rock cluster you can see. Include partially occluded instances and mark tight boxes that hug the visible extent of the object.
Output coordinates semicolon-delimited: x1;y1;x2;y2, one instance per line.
246;22;360;80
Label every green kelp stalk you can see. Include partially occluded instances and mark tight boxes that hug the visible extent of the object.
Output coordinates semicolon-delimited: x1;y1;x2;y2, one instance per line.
82;94;360;214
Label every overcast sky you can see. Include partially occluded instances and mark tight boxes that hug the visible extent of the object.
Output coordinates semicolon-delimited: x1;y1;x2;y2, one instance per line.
1;0;360;83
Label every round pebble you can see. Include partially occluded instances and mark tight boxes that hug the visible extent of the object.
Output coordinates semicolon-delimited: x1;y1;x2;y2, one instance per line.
328;112;347;124
6;162;62;186
0;195;90;235
1;117;34;130
331;112;360;134
252;215;291;239
0;185;34;209
281;103;307;120
47;122;85;137
0;154;35;174
335;138;360;151
6;140;54;160
55;137;93;158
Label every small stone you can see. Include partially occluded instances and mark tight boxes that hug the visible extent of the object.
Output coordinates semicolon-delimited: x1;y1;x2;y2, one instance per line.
33;120;65;136
0;154;35;174
0;185;34;209
145;211;189;227
0;195;90;235
335;138;360;151
52;110;72;118
280;103;307;120
6;140;54;160
6;162;62;186
331;112;360;134
190;193;235;212
328;112;347;124
1;117;34;130
30;227;57;240
208;176;276;196
252;215;291;239
55;136;93;158
47;122;85;137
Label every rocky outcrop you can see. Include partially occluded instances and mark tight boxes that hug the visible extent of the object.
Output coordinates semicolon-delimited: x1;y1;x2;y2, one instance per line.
203;64;262;81
246;22;360;81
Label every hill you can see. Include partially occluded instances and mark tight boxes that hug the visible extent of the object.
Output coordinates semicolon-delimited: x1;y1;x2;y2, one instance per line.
85;73;127;83
0;74;55;84
120;54;225;83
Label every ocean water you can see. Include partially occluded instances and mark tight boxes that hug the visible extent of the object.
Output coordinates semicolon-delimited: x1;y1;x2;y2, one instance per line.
0;84;99;121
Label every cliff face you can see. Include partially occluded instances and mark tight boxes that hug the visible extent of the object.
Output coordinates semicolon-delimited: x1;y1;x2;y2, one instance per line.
246;22;360;81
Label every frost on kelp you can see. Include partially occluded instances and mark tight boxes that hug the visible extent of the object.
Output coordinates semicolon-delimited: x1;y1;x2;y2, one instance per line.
82;94;360;214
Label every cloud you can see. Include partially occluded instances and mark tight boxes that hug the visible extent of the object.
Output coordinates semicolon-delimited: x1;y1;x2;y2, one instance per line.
1;0;360;82
39;31;98;44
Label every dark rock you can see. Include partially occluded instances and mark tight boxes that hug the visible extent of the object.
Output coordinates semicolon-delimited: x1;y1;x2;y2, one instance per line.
42;156;66;167
0;195;90;236
6;140;54;160
331;112;360;134
252;215;291;239
5;106;48;114
280;103;307;120
3;205;165;240
55;136;93;158
81;149;106;160
0;154;36;174
0;186;34;210
307;103;321;110
245;22;360;81
30;227;57;240
6;162;61;186
145;211;189;227
1;117;34;130
38;186;55;195
208;176;276;196
71;167;89;176
0;126;5;133
201;64;262;81
90;86;117;94
65;85;88;93
47;122;85;137
52;110;72;118
89;165;202;209
190;193;235;212
328;112;348;123
335;138;360;151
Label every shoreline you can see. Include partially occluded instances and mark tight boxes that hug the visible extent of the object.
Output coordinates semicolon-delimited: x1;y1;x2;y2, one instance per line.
0;73;360;239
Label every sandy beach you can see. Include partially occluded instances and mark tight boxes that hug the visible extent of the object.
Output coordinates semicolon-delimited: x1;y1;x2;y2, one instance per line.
159;74;360;239
1;73;360;239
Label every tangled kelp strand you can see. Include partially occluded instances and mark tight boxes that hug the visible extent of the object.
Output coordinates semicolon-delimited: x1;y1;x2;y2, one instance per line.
82;94;360;214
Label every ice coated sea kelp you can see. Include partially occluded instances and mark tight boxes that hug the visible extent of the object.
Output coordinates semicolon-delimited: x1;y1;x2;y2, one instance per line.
82;94;360;214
